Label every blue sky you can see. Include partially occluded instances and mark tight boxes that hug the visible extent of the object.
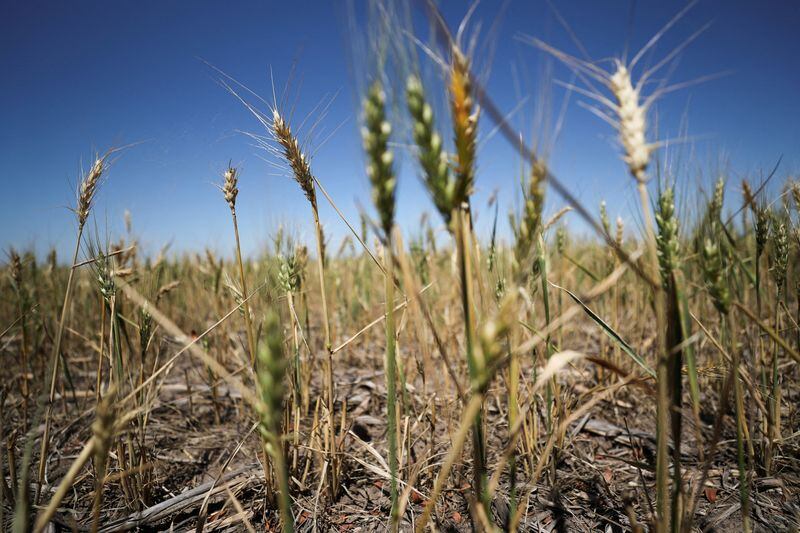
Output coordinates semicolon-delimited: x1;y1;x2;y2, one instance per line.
1;0;798;260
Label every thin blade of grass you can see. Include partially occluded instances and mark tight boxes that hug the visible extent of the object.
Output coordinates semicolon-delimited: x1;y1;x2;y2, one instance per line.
550;281;655;377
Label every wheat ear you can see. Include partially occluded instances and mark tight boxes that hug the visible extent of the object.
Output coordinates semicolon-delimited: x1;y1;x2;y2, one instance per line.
270;109;338;499
609;63;651;183
449;49;479;207
406;75;454;224
38;152;109;503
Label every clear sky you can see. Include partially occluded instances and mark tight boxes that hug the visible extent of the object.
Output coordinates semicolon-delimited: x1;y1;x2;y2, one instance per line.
1;0;798;260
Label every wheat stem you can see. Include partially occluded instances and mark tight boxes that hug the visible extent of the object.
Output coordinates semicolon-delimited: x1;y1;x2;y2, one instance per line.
37;231;82;503
220;165;258;367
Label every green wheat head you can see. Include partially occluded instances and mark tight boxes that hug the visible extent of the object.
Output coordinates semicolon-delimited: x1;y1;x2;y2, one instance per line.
656;187;680;285
278;250;302;294
256;311;288;439
702;238;730;315
771;218;789;295
406;75;455;225
362;80;397;238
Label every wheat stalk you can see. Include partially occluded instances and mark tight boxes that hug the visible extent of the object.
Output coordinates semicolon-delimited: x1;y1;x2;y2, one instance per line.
90;388;117;533
8;249;30;415
361;78;400;528
38;151;110;503
442;42;496;516
415;294;515;533
270;108;338;500
512;161;546;277
605;54;675;529
278;245;305;457
219;165;258;367
766;217;788;477
256;311;294;533
701;235;751;531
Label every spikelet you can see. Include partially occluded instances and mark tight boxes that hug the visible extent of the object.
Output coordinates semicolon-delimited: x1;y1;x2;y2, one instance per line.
543;206;571;233
742;180;756;211
792;182;800;213
256;311;288;439
47;248;57;274
702;239;730;315
599;201;611;236
8;248;22;291
473;293;516;391
755;207;770;259
361;81;397;237
512;161;547;274
77;156;106;229
656;187;680;286
223;272;249;319
526;161;546;235
556;225;567;255
616;217;625;249
771;219;788;296
364;215;375;246
272;110;317;210
93;251;116;303
155;280;180;303
609;62;651;182
295;245;308;279
138;304;153;356
708;177;725;225
406;75;454;224
449;50;479;204
278;250;301;294
494;277;506;302
536;7;705;185
221;165;239;213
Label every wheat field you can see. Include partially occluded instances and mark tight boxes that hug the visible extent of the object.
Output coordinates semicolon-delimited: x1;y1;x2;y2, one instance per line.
1;2;799;532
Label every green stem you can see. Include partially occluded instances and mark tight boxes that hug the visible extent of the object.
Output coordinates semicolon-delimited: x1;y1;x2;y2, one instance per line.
725;313;751;532
383;243;399;529
455;208;488;516
267;436;294;533
537;236;557;482
286;293;302;413
636;180;670;532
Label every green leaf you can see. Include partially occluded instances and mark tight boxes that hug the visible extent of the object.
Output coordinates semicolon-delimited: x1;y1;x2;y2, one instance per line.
551;282;655;377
